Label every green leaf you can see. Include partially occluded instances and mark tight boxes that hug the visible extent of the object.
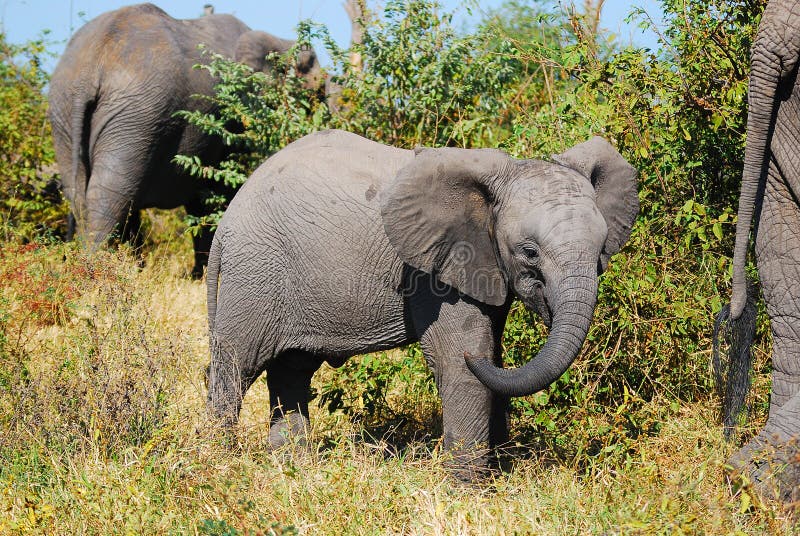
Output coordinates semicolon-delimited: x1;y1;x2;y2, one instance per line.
712;222;722;240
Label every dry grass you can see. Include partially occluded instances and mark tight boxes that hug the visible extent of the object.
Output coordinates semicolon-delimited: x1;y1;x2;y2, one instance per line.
0;212;797;534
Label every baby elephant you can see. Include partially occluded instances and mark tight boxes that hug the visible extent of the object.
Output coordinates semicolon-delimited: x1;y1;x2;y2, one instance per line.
206;129;638;478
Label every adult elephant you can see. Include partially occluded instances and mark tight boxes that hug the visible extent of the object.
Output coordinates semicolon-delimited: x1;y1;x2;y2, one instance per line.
716;0;800;503
206;129;639;479
48;3;323;277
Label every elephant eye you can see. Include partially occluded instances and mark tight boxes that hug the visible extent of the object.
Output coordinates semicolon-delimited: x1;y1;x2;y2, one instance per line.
521;244;539;259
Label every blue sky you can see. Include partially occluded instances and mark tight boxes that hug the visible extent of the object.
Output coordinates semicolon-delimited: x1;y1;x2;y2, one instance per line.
1;1;663;70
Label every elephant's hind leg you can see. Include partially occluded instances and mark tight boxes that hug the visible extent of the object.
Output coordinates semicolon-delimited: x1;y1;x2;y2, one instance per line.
738;167;800;499
731;392;800;502
756;171;800;414
207;332;259;426
185;197;216;279
84;178;138;247
266;350;322;449
83;145;149;249
207;309;274;426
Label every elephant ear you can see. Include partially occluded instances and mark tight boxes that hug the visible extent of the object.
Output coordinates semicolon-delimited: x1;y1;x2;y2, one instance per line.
234;31;291;72
552;137;639;272
380;147;511;306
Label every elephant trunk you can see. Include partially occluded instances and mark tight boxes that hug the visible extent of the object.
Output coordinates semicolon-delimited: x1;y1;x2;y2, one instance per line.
731;38;793;319
466;273;597;398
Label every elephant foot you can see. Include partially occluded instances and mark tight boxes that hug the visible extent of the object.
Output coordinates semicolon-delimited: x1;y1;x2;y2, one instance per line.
268;412;310;449
443;444;498;485
728;435;800;505
190;264;205;280
207;403;239;431
206;383;242;431
446;463;497;487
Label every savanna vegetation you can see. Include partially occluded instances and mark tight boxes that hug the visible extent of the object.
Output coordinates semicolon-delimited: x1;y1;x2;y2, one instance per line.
1;0;796;532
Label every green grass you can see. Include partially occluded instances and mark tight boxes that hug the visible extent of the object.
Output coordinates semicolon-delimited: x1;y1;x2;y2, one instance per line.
0;212;796;534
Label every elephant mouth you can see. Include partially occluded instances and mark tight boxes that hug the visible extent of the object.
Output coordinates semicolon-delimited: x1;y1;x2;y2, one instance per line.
524;283;552;329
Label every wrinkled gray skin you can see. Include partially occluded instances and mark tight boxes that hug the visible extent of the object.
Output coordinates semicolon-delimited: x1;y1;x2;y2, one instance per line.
48;3;323;277
206;129;638;478
722;0;800;502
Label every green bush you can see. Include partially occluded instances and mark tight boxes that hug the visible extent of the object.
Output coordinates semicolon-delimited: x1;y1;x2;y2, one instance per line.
0;33;68;240
496;0;767;456
326;0;519;148
173;43;328;233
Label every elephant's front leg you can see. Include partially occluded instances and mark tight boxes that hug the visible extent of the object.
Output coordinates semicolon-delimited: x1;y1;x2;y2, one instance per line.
416;296;509;481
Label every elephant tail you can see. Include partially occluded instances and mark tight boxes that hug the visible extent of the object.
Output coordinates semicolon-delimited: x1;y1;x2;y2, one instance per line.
713;277;757;439
69;88;94;222
206;233;222;333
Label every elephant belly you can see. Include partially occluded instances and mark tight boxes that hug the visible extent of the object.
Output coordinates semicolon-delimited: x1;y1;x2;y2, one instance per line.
280;258;413;357
217;191;414;360
274;214;414;357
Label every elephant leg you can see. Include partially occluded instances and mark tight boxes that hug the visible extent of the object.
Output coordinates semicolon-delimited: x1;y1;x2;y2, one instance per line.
266;351;322;449
755;169;800;413
734;165;800;499
207;310;272;426
190;226;214;280
414;294;508;481
730;391;800;502
186;192;226;279
66;212;76;241
121;208;144;265
85;185;134;247
207;334;252;426
83;156;144;249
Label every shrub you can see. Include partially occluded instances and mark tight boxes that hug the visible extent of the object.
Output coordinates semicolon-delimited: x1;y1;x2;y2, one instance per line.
0;242;171;459
173;43;328;234
327;0;519;148
0;33;68;239
175;0;522;233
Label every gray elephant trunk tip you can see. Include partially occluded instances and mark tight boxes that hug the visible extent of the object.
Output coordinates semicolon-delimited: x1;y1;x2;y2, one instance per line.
464;343;572;398
463;352;536;397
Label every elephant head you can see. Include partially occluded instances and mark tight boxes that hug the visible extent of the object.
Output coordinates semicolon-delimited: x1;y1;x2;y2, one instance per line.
380;137;639;397
234;30;324;92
